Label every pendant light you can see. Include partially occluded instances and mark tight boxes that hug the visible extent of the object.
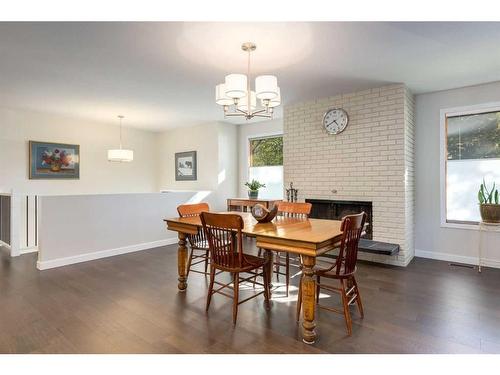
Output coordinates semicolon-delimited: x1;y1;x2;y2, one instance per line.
108;115;134;162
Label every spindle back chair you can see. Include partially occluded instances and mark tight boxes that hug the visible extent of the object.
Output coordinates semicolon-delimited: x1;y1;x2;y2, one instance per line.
296;212;367;335
177;203;210;276
201;212;270;324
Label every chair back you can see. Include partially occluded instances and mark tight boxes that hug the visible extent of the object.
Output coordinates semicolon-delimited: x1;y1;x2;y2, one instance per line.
277;202;312;218
177;203;210;247
336;212;367;276
201;212;243;269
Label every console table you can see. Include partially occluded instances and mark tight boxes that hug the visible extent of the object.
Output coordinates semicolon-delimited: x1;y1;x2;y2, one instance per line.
226;198;282;212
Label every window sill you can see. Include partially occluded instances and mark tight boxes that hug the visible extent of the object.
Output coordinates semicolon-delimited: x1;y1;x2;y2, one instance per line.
440;221;479;231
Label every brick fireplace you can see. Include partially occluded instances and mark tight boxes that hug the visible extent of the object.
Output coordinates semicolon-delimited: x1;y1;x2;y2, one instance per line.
283;84;415;266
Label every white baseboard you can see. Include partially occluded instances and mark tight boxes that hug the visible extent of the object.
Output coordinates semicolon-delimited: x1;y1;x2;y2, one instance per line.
0;240;11;250
415;249;500;269
37;237;178;270
20;246;38;255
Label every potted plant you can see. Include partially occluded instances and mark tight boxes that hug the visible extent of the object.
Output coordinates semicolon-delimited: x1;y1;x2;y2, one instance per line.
245;179;266;199
478;179;500;223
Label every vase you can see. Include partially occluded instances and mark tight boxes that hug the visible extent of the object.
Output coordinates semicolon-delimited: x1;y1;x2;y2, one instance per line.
480;204;500;224
50;163;61;172
248;190;258;199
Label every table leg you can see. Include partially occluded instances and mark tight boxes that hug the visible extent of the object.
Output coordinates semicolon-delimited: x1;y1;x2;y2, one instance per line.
177;232;188;291
265;250;274;292
301;255;317;344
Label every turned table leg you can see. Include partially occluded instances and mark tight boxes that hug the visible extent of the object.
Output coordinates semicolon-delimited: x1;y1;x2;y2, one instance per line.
301;255;317;344
265;249;274;292
177;232;188;291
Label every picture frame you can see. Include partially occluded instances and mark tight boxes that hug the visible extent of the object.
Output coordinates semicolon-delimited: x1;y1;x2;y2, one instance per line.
175;151;197;181
29;141;80;180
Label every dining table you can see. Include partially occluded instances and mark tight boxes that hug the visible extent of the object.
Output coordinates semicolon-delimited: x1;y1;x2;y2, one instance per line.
164;211;343;344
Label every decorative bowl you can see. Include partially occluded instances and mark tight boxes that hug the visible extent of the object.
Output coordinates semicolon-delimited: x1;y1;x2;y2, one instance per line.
251;203;278;223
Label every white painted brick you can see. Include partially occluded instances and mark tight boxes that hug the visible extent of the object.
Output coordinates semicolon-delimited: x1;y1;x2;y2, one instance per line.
283;83;415;267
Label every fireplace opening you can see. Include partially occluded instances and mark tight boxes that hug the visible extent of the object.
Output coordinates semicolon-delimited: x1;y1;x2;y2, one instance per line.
305;199;373;239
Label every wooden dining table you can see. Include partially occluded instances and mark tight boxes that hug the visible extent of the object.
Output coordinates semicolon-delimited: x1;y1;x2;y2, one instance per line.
164;211;343;344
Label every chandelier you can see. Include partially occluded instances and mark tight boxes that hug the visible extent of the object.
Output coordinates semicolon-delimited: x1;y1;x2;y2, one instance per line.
108;115;134;162
215;42;281;120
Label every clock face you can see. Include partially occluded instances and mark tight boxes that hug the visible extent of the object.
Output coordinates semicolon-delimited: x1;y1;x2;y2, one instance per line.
323;108;349;135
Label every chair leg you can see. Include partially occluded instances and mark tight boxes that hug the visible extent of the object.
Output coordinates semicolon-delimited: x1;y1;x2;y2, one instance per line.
316;276;320;304
275;252;280;281
232;272;239;325
253;248;263;287
285;253;290;297
206;266;216;312
204;249;209;274
340;279;353;336
296;274;303;322
186;247;194;277
351;276;364;318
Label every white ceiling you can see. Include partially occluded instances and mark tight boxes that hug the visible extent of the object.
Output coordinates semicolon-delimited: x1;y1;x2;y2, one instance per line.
1;22;500;131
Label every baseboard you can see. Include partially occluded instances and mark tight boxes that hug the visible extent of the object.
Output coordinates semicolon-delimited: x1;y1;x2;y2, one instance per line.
20;246;38;255
415;249;500;269
37;237;178;270
0;240;11;248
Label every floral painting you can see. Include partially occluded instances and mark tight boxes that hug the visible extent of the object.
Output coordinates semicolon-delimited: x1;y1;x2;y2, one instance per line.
29;141;80;179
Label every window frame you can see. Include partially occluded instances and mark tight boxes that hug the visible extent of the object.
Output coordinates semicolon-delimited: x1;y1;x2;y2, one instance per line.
440;102;500;230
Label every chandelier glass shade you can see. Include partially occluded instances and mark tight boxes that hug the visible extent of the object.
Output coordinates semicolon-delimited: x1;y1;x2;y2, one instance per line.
215;42;280;120
108;115;134;162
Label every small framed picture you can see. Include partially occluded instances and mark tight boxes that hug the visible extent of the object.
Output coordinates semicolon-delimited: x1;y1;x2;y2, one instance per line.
175;151;197;181
29;141;80;179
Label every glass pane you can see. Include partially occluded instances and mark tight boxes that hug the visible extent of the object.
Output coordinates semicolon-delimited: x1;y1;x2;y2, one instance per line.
446;110;500;223
250;136;283;167
447;111;500;160
248;166;283;199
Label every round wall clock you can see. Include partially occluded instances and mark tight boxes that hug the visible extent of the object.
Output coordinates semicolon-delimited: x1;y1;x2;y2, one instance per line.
323;108;349;135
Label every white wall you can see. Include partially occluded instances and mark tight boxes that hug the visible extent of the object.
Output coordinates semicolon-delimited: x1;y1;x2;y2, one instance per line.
37;192;196;269
237;119;283;197
0;107;159;195
157;122;238;211
415;81;500;268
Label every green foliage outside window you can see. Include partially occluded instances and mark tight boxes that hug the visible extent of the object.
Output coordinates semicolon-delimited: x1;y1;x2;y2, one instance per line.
447;111;500;160
250;136;283;167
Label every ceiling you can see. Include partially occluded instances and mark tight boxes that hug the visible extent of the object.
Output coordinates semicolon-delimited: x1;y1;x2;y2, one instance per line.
1;22;500;131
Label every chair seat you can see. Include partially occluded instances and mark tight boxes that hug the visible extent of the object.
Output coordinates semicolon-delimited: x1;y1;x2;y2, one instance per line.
212;253;267;272
316;264;357;278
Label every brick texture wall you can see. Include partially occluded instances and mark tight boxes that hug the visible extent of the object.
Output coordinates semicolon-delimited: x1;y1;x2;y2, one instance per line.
283;84;415;266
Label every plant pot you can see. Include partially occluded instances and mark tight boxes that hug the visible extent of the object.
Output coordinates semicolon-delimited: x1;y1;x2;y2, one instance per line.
248;190;259;199
480;204;500;223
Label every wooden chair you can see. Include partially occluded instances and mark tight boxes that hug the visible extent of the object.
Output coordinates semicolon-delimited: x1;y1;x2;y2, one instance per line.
177;203;210;277
258;202;312;296
296;212;367;336
201;212;271;325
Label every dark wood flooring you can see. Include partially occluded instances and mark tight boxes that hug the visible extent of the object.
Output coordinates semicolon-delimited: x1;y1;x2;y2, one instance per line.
1;241;500;354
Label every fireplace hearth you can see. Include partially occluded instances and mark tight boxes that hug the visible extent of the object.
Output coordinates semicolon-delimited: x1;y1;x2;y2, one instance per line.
305;199;398;256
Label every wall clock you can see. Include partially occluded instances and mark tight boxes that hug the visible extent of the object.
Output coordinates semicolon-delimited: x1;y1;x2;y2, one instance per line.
323;108;349;135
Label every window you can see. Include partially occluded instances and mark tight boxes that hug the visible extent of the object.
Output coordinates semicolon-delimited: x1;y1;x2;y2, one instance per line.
248;135;283;199
443;106;500;225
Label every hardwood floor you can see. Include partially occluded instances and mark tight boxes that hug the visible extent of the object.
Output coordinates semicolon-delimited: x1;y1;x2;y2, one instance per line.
1;242;500;354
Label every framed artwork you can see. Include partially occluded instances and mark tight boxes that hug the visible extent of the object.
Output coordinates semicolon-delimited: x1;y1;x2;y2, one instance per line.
175;151;197;181
29;141;80;179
